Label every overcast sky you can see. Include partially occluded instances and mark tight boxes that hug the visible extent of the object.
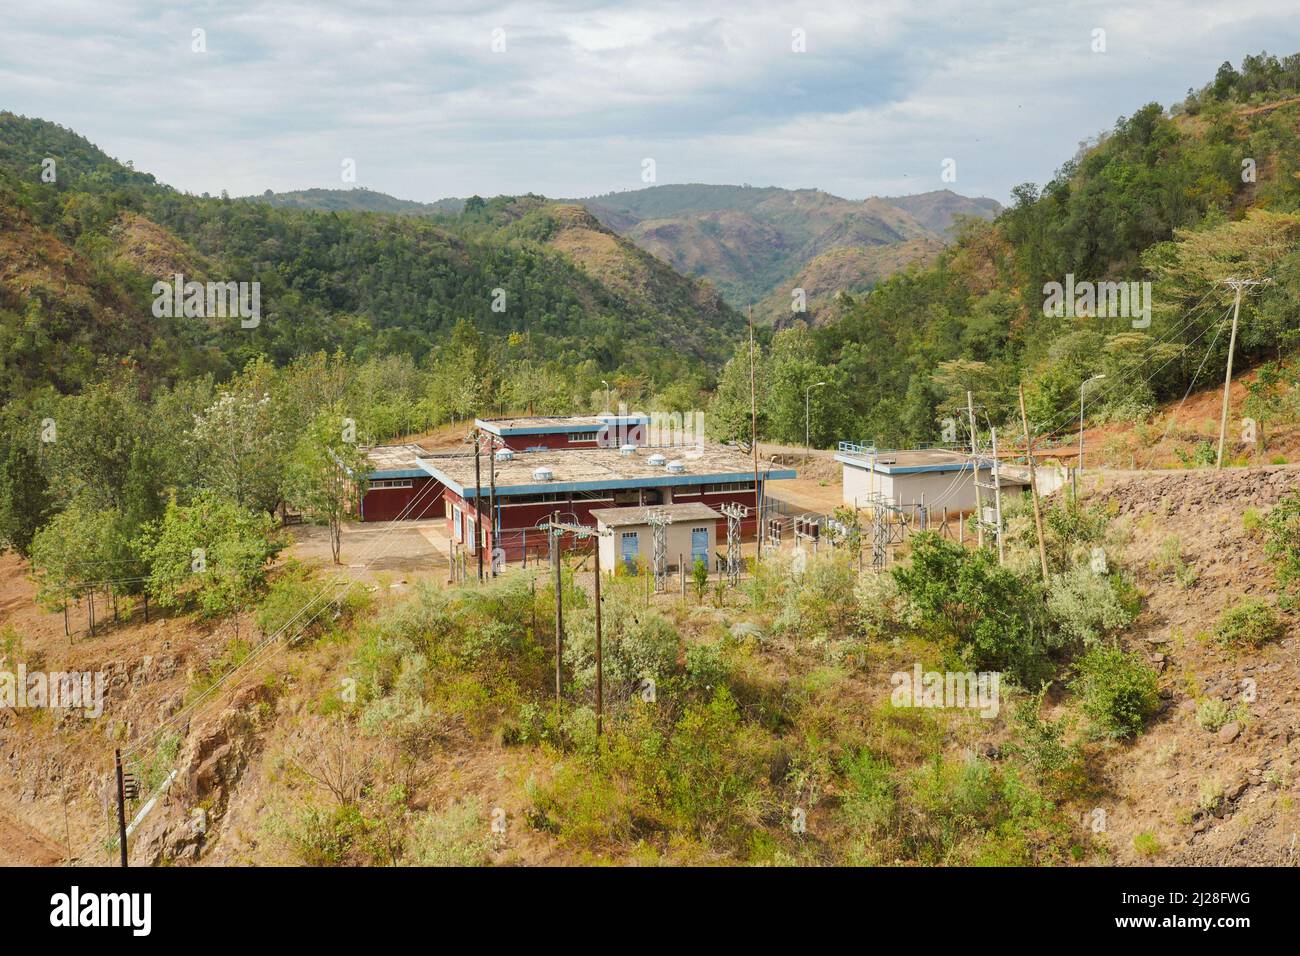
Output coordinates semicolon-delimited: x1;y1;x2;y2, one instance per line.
3;0;1298;205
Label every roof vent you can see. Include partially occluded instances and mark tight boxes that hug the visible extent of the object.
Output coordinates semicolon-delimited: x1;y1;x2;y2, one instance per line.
495;448;515;462
666;460;686;474
532;467;554;482
619;444;637;456
647;453;667;467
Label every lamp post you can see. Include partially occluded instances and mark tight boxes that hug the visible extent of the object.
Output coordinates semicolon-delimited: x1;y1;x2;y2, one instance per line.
1078;374;1106;484
601;380;611;413
805;381;827;463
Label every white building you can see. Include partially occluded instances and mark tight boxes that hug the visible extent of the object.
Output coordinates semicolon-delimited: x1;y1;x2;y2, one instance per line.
835;445;1030;516
590;503;723;574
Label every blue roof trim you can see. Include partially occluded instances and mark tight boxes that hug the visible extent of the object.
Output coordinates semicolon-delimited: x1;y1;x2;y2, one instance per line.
366;468;430;480
420;462;796;499
834;454;984;476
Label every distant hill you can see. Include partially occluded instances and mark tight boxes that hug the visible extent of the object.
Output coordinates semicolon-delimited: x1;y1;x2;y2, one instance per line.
250;187;463;216
0;113;745;400
575;184;1000;313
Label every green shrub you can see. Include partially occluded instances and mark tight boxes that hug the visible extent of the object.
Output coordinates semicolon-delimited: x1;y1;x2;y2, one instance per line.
1046;567;1137;647
1215;599;1285;647
1133;831;1162;857
1069;645;1160;740
406;797;493;866
1263;492;1300;607
1002;686;1081;787
1195;698;1232;732
892;533;1054;684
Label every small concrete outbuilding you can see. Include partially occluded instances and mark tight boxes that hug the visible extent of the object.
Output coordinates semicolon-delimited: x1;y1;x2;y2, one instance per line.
590;503;723;574
835;445;1031;516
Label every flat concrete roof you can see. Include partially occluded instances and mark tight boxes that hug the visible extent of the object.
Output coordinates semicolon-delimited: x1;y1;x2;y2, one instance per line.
836;447;980;475
476;413;649;436
364;443;436;478
590;503;723;527
418;445;795;499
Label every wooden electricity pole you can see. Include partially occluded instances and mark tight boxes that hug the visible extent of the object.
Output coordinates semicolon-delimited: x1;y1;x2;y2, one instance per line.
749;305;762;561
1018;385;1050;586
967;390;982;549
1206;277;1268;470
114;748;128;867
474;433;484;582
551;511;562;715
593;537;603;737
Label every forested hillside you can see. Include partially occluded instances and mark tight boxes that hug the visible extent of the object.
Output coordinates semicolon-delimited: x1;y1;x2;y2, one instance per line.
707;53;1300;452
578;184;999;309
0;113;745;406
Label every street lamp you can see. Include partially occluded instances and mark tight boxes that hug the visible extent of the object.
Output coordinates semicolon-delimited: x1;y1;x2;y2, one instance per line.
1079;374;1106;479
805;381;827;463
600;380;611;413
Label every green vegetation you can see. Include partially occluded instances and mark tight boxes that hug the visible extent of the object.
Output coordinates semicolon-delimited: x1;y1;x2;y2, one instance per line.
1069;646;1161;741
1215;598;1286;647
1264;491;1300;606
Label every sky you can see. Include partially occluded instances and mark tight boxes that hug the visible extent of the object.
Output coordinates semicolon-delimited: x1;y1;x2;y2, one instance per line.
2;0;1299;206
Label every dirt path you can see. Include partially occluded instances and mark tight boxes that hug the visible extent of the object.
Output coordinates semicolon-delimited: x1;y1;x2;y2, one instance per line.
0;809;66;866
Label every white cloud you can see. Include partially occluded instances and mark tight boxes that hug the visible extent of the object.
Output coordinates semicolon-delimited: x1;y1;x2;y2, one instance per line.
0;0;1297;202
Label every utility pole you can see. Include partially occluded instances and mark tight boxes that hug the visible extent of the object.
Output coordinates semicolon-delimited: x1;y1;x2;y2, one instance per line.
488;433;498;576
473;433;484;582
545;516;606;733
1216;278;1270;468
967;391;982;549
1018;385;1050;586
804;381;826;464
991;427;1005;566
550;511;562;715
593;537;602;737
1077;374;1106;496
114;749;128;867
749;305;762;561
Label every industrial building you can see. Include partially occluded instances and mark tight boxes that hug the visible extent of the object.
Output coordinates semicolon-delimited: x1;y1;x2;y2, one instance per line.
358;415;796;563
591;503;722;574
476;412;650;451
835;444;1030;516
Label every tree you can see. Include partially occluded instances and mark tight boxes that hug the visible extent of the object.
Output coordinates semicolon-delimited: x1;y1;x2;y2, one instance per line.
190;370;287;515
285;411;370;565
0;438;53;557
891;532;1053;683
138;491;284;618
29;498;136;614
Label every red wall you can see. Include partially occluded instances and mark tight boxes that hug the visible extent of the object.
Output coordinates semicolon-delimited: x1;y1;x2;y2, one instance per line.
443;485;765;562
361;476;444;521
496;432;599;451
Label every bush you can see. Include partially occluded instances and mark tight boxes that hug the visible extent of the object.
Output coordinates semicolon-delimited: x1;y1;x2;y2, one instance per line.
1195;698;1232;732
1046;567;1137;647
1069;645;1160;740
1263;493;1300;607
1215;599;1285;647
1133;831;1162;857
406;797;492;866
892;533;1054;684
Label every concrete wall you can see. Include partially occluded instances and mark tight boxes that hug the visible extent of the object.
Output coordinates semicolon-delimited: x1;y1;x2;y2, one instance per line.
843;463;988;515
598;519;718;574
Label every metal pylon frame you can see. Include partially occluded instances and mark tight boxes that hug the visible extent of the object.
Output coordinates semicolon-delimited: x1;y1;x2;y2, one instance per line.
720;502;748;585
646;508;672;593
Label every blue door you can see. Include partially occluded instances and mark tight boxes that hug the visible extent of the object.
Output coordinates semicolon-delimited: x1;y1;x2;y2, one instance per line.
621;531;639;572
691;527;709;571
